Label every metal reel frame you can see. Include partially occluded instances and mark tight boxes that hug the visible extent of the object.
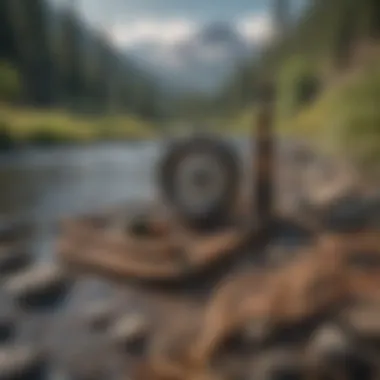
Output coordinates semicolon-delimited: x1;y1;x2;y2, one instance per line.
157;135;241;231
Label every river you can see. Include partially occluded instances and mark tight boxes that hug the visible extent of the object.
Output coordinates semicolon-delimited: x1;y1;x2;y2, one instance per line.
0;142;164;263
0;138;313;379
0;140;257;377
0;142;167;374
0;137;309;269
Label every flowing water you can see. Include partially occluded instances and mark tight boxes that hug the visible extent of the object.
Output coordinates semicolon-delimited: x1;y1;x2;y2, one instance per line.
0;138;301;378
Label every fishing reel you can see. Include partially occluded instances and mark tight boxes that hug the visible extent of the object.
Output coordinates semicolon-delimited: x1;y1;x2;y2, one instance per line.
157;135;241;230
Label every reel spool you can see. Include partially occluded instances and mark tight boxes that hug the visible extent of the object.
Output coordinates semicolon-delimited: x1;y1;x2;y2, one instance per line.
157;135;241;230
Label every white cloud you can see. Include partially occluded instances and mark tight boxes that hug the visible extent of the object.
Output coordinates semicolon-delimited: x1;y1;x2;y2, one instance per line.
106;13;274;49
103;13;275;71
236;13;274;45
107;18;197;48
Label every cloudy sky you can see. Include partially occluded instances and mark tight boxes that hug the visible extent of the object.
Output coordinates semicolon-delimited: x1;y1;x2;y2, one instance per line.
48;0;307;49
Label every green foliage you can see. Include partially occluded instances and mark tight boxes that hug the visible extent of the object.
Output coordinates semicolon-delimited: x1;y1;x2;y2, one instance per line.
228;107;257;134
276;56;320;121
217;0;380;118
0;61;21;102
333;65;380;174
214;0;380;182
28;129;71;146
0;0;163;119
0;120;14;150
281;57;380;178
0;104;156;145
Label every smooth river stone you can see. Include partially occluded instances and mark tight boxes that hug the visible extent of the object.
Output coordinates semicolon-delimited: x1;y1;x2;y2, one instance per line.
0;245;32;278
109;313;149;356
0;345;48;380
4;265;73;312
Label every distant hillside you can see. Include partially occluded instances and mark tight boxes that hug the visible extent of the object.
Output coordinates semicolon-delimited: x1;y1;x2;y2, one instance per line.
0;0;162;120
214;0;380;179
124;21;260;94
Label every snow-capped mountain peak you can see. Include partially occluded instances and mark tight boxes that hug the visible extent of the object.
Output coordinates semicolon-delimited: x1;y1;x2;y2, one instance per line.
110;16;273;92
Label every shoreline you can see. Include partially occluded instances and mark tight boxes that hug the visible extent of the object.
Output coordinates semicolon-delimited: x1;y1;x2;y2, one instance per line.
0;137;159;152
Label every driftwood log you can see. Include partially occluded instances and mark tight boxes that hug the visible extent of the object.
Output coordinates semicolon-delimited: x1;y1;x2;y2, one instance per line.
56;192;380;380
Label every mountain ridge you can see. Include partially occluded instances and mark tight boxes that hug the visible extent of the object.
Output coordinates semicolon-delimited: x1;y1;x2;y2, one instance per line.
122;21;261;94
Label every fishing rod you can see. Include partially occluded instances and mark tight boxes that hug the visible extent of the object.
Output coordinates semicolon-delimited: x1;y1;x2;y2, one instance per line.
251;0;290;231
157;0;286;232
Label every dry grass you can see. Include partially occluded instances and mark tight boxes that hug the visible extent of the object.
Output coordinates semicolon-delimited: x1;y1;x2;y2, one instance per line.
0;104;156;144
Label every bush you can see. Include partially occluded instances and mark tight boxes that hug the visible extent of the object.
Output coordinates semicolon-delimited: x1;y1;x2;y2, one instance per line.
0;61;21;103
277;56;321;121
28;129;72;146
0;104;156;145
0;121;14;150
283;56;380;179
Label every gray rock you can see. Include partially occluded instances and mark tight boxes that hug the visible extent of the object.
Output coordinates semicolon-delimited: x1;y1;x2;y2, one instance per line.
0;316;15;344
4;265;73;312
307;323;375;380
0;245;32;278
0;221;32;245
250;348;305;380
320;193;379;232
109;314;149;356
69;363;110;380
82;302;115;332
0;345;48;380
340;304;380;346
308;323;351;361
66;353;110;380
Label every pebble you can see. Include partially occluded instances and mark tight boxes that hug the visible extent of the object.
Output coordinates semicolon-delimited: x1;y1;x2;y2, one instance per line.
0;345;48;380
4;265;73;312
67;360;110;380
0;317;15;344
109;314;149;356
341;304;380;344
308;322;375;379
0;244;32;278
320;194;378;232
0;221;32;245
82;302;115;332
250;348;305;380
65;347;116;380
307;323;351;362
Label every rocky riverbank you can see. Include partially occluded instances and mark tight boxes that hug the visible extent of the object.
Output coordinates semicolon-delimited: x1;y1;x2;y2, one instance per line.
0;144;378;380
